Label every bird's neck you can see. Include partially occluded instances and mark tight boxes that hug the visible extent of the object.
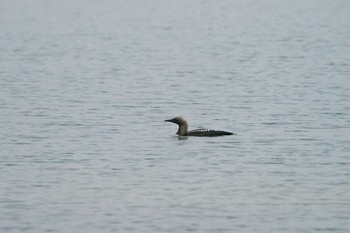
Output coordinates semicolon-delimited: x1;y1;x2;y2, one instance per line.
176;122;188;136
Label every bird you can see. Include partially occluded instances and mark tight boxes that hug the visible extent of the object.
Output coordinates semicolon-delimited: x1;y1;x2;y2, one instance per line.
165;116;235;137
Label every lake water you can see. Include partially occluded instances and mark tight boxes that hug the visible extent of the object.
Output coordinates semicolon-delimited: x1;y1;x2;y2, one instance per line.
1;0;350;232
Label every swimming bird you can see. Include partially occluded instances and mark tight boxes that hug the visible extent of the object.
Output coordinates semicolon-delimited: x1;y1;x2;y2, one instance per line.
165;116;235;137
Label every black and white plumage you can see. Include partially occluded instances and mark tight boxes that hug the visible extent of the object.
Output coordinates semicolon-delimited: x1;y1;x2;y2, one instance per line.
165;116;235;137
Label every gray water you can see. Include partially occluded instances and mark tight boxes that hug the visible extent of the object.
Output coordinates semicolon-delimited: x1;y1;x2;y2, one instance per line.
1;0;350;232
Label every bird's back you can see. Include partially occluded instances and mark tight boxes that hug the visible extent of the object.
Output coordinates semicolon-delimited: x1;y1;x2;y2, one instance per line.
186;129;234;137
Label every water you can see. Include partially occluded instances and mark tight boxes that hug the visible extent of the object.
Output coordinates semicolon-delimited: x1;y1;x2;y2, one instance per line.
1;0;350;232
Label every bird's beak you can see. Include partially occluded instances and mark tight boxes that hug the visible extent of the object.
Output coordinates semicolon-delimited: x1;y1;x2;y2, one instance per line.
165;119;173;123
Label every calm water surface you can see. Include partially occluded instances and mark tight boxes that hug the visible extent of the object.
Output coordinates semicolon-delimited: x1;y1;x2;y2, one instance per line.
1;0;350;232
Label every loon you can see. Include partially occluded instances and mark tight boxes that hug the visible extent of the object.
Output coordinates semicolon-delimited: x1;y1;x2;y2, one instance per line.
165;116;235;137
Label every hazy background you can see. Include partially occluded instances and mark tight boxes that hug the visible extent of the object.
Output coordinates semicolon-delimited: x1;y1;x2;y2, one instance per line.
1;0;350;232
